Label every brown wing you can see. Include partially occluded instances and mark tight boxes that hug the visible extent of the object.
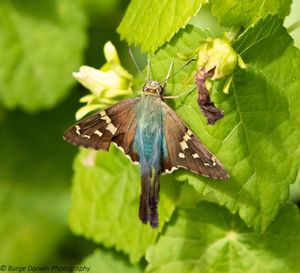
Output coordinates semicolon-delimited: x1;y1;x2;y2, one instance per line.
162;101;229;179
63;97;140;164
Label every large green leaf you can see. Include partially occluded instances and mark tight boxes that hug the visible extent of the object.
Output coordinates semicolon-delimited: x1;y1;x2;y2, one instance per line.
69;147;181;264
211;0;292;27
148;16;300;232
79;249;143;273
146;202;300;273
117;0;206;53
0;0;86;111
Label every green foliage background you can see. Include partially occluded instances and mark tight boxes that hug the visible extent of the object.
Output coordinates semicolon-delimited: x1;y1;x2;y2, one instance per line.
0;0;299;272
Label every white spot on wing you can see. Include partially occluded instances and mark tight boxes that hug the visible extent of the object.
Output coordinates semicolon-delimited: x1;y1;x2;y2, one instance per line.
192;153;199;158
101;115;112;124
204;157;217;167
99;110;106;117
75;125;81;135
187;129;192;136
183;133;191;141
94;130;103;137
180;141;188;151
212;156;217;166
179;152;185;158
82;134;90;139
106;123;117;135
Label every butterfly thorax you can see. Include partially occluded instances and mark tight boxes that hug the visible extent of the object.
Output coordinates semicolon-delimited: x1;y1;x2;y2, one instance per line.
142;80;162;96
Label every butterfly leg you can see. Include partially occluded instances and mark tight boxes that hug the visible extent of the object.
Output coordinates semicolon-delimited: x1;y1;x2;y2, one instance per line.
163;86;196;99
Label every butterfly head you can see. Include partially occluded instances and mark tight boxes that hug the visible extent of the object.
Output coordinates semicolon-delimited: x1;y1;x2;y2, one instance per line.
143;80;162;95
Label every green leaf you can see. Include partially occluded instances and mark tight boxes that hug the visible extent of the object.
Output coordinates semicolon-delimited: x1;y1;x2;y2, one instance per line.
117;0;206;53
146;202;300;273
148;16;300;232
211;0;292;27
69;147;181;264
0;0;86;112
79;249;143;273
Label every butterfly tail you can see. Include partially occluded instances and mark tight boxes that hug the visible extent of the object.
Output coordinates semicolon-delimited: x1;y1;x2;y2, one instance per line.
149;171;160;228
139;165;161;228
139;166;151;225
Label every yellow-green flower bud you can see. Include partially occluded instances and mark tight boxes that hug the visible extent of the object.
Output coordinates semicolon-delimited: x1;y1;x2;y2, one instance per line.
198;38;237;80
179;38;246;93
104;41;121;64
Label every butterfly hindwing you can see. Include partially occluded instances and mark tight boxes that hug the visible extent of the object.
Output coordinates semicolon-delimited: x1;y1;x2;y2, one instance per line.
63;97;140;164
162;101;229;179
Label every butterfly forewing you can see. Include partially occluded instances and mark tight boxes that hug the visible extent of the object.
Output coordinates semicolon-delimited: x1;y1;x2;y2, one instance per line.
162;101;229;179
63;97;140;164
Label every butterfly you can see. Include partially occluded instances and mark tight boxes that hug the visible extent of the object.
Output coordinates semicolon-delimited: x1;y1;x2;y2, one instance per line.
63;60;229;229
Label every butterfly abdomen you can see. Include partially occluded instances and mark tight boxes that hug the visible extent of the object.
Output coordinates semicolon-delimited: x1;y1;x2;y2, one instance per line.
144;143;154;161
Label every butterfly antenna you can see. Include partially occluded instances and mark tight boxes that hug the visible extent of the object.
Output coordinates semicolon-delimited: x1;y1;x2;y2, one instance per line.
165;60;174;81
162;60;174;90
162;59;196;83
128;47;146;80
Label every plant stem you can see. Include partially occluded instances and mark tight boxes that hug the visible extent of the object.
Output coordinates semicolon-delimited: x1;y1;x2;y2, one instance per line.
287;20;300;33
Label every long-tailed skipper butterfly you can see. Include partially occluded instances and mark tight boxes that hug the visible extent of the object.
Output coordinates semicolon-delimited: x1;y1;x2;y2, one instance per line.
64;56;229;229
